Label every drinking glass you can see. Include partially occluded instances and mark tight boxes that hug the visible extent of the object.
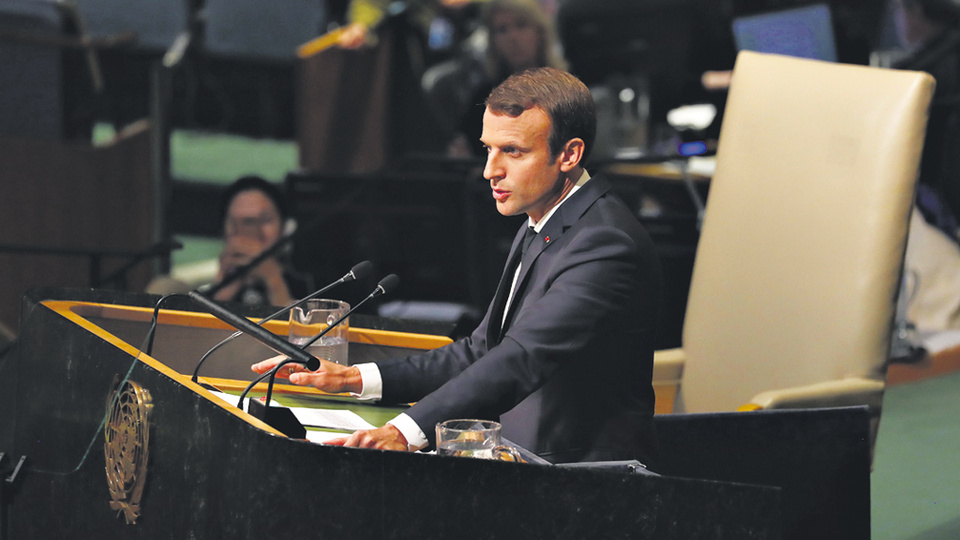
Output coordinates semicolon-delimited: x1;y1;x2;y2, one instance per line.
289;299;349;365
436;419;522;461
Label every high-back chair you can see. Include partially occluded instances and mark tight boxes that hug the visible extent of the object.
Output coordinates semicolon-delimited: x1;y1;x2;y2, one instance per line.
653;51;934;438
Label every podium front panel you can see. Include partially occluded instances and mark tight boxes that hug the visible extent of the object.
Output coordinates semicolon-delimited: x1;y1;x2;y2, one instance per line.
0;289;781;539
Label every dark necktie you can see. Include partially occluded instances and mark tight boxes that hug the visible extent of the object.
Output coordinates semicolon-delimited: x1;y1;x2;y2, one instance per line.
520;226;538;261
494;226;537;338
505;226;537;296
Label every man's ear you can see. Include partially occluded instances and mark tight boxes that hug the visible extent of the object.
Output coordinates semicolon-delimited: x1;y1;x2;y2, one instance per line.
558;138;585;172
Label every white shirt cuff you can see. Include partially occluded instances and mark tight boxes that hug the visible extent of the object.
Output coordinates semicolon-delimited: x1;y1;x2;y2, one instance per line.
387;413;429;451
350;362;383;401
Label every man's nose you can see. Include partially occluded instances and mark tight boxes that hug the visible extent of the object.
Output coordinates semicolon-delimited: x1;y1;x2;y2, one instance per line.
483;151;502;181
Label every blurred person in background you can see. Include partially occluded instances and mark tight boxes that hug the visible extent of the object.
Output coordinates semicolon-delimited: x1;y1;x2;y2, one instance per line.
337;0;477;49
211;176;312;306
423;0;568;157
894;0;960;234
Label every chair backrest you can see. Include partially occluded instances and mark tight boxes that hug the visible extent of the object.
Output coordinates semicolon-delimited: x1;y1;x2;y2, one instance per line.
73;0;189;52
0;0;63;139
677;51;934;413
203;0;326;62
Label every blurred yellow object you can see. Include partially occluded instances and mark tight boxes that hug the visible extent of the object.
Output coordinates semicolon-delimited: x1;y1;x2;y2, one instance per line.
297;28;345;58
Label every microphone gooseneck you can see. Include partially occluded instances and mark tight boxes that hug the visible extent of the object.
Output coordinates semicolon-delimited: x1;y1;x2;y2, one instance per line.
190;261;373;384
187;290;322;372
300;273;399;350
243;274;400;411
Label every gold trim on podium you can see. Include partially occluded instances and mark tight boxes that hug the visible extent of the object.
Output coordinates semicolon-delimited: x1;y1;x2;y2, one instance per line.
42;299;453;432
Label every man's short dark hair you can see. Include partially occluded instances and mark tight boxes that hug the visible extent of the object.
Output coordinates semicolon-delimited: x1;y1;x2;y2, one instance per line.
485;67;597;162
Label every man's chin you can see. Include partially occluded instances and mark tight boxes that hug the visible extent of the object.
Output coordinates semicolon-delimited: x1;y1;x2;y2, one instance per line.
495;201;519;217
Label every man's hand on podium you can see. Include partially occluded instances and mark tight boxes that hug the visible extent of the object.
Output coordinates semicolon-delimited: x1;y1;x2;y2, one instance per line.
251;354;363;395
251;355;410;451
325;424;410;452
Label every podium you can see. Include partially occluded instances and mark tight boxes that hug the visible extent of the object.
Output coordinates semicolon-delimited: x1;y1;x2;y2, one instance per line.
0;288;789;538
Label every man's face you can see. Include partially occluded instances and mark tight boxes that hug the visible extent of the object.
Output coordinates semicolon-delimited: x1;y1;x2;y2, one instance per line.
223;190;282;245
481;106;565;222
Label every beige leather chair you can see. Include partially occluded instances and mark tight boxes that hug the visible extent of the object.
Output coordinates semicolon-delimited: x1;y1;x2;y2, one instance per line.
653;51;934;431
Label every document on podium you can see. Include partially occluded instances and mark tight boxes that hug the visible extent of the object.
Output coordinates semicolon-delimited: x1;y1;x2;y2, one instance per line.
305;430;352;444
289;407;377;431
209;391;376;431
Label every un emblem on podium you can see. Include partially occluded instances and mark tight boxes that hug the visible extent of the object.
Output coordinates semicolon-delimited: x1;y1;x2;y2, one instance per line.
104;379;152;524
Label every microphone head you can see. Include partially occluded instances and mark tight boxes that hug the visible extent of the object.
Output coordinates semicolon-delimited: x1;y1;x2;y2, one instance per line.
348;260;374;282
377;274;400;295
302;356;321;371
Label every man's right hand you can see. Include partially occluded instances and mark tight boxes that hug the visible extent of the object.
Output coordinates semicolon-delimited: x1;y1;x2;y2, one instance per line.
251;354;364;395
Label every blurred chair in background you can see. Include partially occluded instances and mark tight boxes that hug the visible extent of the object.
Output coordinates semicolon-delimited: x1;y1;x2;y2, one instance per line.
652;52;934;455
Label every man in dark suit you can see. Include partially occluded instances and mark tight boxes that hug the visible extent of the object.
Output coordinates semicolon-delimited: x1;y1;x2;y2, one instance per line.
254;67;661;464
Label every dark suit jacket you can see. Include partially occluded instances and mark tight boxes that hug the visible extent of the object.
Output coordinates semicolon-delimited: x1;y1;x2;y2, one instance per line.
375;173;662;464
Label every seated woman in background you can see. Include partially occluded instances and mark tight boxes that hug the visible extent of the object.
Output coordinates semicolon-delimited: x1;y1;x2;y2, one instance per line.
211;176;312;306
147;176;313;305
425;0;568;157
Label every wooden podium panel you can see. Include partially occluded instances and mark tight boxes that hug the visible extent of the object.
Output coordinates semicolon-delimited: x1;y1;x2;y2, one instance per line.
0;288;782;539
0;122;154;332
295;19;448;175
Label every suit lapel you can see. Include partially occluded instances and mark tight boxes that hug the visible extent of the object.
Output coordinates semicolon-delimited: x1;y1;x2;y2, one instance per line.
497;175;612;341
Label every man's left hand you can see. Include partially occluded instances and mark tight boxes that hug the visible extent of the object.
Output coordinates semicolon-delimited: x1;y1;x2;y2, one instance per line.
325;424;409;452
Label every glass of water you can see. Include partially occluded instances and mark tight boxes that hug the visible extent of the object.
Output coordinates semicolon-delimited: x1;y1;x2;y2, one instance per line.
436;419;522;461
288;299;350;365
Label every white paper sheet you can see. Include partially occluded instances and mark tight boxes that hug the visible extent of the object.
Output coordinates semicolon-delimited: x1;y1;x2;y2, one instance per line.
288;407;376;431
207;391;375;431
209;390;280;409
305;431;351;444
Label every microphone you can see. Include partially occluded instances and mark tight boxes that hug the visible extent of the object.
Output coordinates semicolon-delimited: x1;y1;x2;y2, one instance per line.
187;291;321;371
299;273;399;350
246;274;400;398
235;275;400;436
190;261;373;384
